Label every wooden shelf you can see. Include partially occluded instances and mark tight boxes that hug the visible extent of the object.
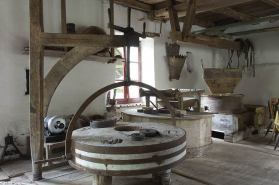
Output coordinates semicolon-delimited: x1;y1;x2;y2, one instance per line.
22;47;124;63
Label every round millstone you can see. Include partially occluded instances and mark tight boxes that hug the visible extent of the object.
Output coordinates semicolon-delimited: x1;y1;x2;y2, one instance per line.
69;122;186;176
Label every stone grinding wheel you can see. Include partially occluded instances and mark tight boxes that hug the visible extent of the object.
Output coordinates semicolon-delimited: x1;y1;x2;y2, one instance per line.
69;122;186;176
83;26;110;56
65;81;180;182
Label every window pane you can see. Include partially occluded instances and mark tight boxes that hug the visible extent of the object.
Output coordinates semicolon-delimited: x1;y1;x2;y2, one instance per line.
115;47;124;58
115;62;124;80
130;63;139;80
110;86;124;99
130;47;138;62
129;86;140;98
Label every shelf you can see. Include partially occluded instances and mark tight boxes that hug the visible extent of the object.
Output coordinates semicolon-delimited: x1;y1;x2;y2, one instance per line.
22;47;124;63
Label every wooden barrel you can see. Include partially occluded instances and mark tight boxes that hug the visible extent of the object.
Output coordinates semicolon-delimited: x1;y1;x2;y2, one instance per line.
69;122;186;176
201;94;244;114
203;68;242;94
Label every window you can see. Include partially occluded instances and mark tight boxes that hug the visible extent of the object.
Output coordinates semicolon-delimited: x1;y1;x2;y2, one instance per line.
111;45;141;104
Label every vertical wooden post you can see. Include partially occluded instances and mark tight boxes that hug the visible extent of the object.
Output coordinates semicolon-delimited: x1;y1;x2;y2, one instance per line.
146;96;150;107
166;0;180;32
61;0;67;51
110;0;115;57
29;0;44;181
92;175;112;185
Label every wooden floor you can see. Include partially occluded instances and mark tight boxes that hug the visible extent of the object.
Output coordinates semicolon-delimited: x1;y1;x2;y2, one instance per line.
2;132;279;185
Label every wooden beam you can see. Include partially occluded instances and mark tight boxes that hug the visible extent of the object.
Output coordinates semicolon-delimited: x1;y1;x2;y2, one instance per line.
182;0;196;39
229;26;279;36
43;47;104;118
29;0;44;181
114;0;153;11
110;0;115;58
170;31;241;50
40;33;139;47
261;0;279;9
166;0;181;32
212;7;256;21
154;0;255;19
61;0;67;51
192;15;279;34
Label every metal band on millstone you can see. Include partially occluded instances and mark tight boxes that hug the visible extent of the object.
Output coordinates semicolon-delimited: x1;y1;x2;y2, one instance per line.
69;122;186;176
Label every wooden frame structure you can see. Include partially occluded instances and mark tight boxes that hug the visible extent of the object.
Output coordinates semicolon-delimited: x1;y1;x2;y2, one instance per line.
29;0;139;180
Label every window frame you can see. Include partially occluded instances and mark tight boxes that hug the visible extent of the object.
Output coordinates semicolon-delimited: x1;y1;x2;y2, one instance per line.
114;44;141;104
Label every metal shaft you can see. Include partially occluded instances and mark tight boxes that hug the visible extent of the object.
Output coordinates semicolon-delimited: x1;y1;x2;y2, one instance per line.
127;7;131;28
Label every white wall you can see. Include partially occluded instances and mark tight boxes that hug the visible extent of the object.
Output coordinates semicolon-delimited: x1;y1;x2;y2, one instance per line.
154;22;213;93
213;20;279;106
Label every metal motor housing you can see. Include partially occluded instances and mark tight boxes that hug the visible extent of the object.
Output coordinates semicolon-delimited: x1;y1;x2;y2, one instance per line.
44;116;66;135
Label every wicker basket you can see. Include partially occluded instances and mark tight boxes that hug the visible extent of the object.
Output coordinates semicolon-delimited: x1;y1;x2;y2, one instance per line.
168;55;186;81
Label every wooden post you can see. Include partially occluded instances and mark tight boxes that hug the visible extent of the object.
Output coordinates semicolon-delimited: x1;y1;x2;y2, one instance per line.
61;0;67;51
182;0;196;40
92;175;112;185
29;0;44;181
166;0;180;32
110;0;115;58
146;96;150;107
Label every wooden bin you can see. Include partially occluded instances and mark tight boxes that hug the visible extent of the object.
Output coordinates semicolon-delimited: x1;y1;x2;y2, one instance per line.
203;68;242;94
244;105;266;129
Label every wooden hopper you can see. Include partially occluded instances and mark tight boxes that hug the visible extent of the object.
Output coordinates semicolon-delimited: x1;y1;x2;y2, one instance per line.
203;68;242;94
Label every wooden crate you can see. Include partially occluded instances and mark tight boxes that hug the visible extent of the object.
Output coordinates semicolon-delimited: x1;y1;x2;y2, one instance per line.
244;105;266;129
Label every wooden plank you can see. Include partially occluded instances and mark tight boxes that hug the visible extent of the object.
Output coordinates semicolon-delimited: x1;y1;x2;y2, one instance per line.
0;171;9;181
154;0;255;19
179;17;215;28
170;31;241;50
229;26;279;36
192;14;279;34
182;0;196;39
43;47;104;118
110;0;115;58
29;0;44;181
22;47;123;63
261;0;279;9
114;0;153;11
166;0;181;32
1;160;32;178
212;7;256;21
61;0;67;52
40;33;139;47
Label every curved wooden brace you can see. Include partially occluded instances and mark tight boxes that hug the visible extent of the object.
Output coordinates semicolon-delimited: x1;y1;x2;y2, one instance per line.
43;46;104;117
65;81;176;156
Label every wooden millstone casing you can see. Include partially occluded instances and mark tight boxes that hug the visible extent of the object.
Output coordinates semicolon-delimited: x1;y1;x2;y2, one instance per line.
203;68;242;94
201;94;244;114
69;122;186;176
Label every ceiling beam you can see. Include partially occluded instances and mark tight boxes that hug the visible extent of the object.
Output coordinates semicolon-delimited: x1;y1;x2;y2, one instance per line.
40;33;139;47
192;14;279;34
182;0;196;39
211;7;256;21
261;0;279;9
154;0;255;19
170;31;241;50
167;0;181;32
115;0;153;12
179;17;215;28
